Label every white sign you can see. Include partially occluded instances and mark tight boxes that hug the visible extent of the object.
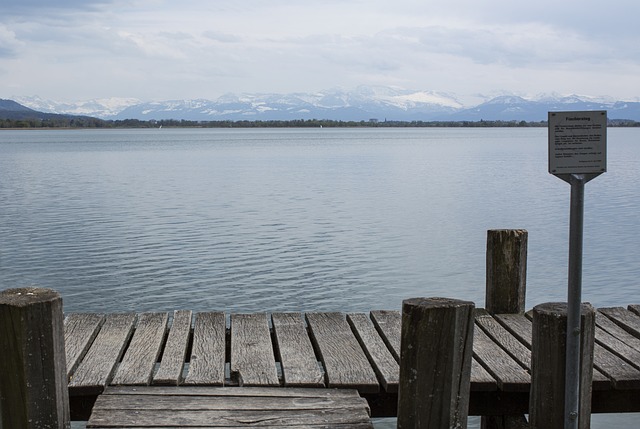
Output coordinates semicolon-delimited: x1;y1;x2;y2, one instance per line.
548;110;607;175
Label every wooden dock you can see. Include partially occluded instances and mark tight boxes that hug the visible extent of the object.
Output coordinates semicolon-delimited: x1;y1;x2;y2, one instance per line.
65;305;640;421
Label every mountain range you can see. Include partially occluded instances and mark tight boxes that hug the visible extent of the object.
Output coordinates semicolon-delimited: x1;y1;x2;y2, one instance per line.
9;86;640;122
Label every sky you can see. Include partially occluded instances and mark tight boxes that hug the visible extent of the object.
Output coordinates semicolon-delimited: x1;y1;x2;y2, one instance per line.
2;0;640;104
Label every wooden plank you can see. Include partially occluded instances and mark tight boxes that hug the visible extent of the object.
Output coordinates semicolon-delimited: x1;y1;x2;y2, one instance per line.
87;408;373;427
347;313;399;392
87;386;372;428
475;309;531;369
230;313;279;387
369;310;401;362
599;307;640;338
593;341;640;389
183;312;226;386
596;311;640;351
68;313;136;393
472;324;530;391
595;325;640;370
471;357;498;391
629;304;640;317
64;313;105;378
153;310;192;385
89;392;369;411
306;312;379;393
111;312;168;385
494;313;532;348
271;313;324;387
103;385;363;398
497;312;611;389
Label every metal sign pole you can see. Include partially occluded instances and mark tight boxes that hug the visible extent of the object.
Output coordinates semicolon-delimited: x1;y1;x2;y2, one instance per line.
565;173;586;429
548;110;606;429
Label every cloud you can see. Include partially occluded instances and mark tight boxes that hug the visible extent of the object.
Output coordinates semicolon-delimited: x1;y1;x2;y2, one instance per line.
0;25;23;57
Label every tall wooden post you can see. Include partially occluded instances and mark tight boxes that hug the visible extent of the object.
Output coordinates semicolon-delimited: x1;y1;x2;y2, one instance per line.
397;297;474;429
529;302;595;429
486;229;527;315
0;287;70;429
483;229;528;429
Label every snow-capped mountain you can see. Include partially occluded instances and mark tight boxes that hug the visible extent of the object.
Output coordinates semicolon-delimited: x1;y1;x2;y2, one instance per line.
11;87;640;122
12;96;141;119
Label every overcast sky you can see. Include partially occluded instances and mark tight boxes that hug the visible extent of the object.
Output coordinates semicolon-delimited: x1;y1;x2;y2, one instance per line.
2;0;639;103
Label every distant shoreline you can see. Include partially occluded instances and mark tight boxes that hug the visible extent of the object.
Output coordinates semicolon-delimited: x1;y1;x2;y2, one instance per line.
1;118;639;129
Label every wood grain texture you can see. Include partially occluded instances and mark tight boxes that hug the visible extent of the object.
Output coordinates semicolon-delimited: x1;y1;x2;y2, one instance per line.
112;312;168;385
230;313;279;387
599;307;640;338
0;287;70;428
87;386;372;428
473;323;530;392
494;314;533;348
529;303;595;429
183;312;226;386
347;313;399;392
153;310;192;385
369;310;401;362
64;313;105;378
595;326;640;370
471;358;498;391
596;311;640;351
593;341;640;389
68;313;136;393
397;298;474;429
306;312;379;393
271;312;324;387
629;304;640;317
485;229;528;315
497;312;610;389
475;309;531;369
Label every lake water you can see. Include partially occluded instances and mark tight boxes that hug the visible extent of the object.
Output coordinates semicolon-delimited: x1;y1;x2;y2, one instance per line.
1;127;639;427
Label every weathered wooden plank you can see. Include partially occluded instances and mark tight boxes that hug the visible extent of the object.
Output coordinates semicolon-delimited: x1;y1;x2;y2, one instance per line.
153;310;192;385
471;358;498;391
599;307;640;338
64;313;105;378
475;309;531;369
68;313;136;393
230;313;279;387
306;312;379;393
494;313;532;348
103;385;363;398
271;313;324;387
87;408;373;427
596;311;640;352
183;312;226;386
629;304;640;317
496;312;611;389
93;422;373;429
369;310;401;362
112;312;168;385
90;392;369;411
473;324;530;391
595;325;640;370
87;386;373;428
347;313;399;393
593;341;640;389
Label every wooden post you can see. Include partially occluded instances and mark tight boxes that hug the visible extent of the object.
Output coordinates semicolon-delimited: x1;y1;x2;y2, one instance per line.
483;229;528;429
486;229;528;315
397;297;474;429
529;302;595;429
0;287;70;429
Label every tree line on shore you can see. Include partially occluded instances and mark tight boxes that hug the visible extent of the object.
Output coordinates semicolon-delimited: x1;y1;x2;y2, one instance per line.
1;117;638;129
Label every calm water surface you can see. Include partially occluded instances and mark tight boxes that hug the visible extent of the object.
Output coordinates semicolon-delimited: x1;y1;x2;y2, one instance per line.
1;128;639;427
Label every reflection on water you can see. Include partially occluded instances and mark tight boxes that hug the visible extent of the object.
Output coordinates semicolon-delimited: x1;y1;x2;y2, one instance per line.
2;128;640;428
